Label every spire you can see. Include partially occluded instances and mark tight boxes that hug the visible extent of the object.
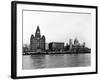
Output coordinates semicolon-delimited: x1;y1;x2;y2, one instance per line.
35;26;41;38
30;34;34;39
37;25;40;31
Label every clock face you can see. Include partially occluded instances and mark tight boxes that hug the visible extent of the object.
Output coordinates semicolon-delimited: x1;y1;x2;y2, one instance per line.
37;31;40;33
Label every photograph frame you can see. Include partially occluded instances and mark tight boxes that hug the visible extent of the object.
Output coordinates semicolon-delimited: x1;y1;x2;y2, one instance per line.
11;1;98;79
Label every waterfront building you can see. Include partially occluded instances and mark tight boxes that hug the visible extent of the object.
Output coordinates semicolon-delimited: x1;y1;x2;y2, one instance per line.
30;26;46;52
23;44;30;53
82;42;85;47
69;39;73;50
74;37;79;46
64;43;70;51
49;42;64;51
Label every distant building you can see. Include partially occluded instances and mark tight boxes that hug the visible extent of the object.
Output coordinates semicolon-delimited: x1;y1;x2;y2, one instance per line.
30;26;46;52
64;43;70;51
74;37;79;46
69;39;73;50
49;42;64;51
23;44;30;53
82;42;85;47
65;38;91;53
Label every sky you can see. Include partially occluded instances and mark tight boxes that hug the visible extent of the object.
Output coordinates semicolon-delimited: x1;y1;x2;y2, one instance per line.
23;10;91;48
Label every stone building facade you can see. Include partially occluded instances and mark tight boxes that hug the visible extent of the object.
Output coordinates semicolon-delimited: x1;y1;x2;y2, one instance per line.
30;26;45;52
49;42;64;51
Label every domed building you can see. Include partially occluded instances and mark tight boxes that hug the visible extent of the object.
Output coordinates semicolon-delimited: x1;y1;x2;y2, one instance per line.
74;37;79;46
30;26;46;52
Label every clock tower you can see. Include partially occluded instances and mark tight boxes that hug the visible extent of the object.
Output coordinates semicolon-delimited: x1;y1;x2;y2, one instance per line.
30;26;46;52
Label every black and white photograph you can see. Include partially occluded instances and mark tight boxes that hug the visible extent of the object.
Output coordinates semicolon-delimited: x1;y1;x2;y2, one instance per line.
22;9;91;69
11;1;97;79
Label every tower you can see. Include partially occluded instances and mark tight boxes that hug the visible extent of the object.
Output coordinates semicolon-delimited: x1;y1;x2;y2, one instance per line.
35;26;41;38
74;37;79;46
30;34;34;51
30;26;46;52
69;39;73;50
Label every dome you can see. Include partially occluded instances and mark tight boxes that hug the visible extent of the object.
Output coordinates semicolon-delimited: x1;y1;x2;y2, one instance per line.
42;35;45;39
74;37;78;42
30;34;34;39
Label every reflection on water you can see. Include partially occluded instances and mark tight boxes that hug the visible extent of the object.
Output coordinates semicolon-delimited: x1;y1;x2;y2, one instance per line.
30;55;46;69
22;54;91;69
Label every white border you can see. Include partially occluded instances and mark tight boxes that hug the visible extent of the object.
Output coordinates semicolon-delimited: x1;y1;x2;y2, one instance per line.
17;3;96;77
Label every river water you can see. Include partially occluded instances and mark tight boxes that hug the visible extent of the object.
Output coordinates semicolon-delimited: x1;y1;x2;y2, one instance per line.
22;53;91;69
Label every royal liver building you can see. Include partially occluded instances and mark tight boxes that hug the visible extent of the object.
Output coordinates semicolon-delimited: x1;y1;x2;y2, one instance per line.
30;26;46;52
